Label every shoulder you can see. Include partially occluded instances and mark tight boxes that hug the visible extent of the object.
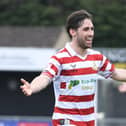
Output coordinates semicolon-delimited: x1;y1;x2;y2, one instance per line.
50;47;70;64
87;48;102;55
87;48;104;60
53;47;70;58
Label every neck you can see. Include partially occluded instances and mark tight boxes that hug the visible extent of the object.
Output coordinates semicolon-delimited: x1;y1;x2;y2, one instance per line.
70;42;87;57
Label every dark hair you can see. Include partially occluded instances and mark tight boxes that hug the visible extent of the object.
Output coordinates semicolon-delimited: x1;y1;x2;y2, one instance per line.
66;10;93;38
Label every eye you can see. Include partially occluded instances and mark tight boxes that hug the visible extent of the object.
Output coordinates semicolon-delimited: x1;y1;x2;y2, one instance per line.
83;27;89;31
83;27;94;31
91;27;94;31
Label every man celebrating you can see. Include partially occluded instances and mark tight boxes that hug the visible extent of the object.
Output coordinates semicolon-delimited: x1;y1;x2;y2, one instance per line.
20;10;126;126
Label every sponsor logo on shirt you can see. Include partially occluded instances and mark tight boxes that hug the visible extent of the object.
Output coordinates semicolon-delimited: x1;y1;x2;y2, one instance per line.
70;64;76;68
68;79;96;90
68;80;79;89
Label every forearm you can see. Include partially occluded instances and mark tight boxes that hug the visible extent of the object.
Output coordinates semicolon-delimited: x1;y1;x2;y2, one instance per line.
112;68;126;82
30;74;51;94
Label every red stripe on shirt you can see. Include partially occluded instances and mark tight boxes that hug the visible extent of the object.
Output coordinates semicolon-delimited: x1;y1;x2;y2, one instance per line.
51;55;61;64
50;63;58;75
100;59;109;71
58;54;103;64
87;54;103;61
110;64;115;72
54;106;94;115
58;94;94;102
61;67;97;76
70;120;95;126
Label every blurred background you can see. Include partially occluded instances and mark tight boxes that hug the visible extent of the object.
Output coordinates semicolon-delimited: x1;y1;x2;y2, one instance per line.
0;0;126;126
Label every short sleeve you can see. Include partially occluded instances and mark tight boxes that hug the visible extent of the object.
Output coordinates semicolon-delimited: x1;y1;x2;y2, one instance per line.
42;55;62;80
98;55;115;78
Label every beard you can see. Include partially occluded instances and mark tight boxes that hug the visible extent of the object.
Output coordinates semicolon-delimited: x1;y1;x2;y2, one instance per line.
77;37;92;49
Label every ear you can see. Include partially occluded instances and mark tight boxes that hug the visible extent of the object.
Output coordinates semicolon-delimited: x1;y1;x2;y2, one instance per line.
69;29;76;38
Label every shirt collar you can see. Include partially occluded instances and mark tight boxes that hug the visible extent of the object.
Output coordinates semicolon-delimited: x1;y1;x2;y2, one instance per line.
65;42;91;59
65;42;76;56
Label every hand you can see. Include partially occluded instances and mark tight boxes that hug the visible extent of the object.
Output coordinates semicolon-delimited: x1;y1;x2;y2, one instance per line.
20;78;32;96
118;82;126;93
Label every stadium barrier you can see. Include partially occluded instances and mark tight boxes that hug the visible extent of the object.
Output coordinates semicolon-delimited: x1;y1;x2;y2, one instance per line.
0;116;52;126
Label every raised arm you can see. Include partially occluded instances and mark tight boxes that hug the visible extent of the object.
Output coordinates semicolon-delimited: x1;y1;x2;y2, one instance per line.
20;74;51;96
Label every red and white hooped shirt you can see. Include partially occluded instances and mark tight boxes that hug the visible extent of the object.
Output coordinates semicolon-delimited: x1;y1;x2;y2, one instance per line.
42;43;115;124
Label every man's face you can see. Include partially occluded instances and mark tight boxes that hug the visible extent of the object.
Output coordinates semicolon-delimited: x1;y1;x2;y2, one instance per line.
75;18;94;49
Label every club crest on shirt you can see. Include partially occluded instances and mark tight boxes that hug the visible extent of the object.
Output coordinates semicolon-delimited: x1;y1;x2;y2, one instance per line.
92;61;98;71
